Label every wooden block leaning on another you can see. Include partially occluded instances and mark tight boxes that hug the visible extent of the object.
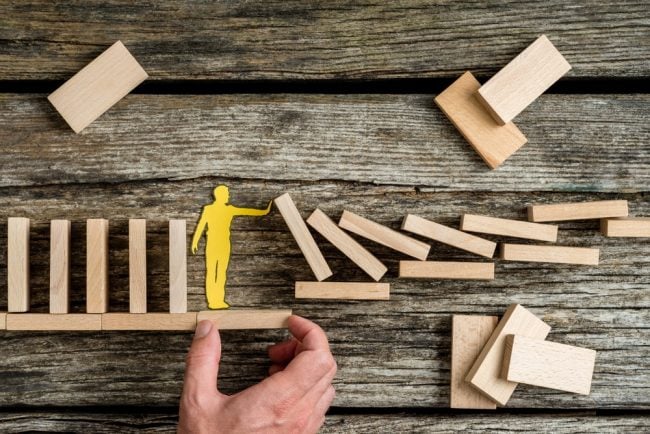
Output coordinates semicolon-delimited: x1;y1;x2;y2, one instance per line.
601;218;650;237
399;261;494;280
527;200;628;222
295;282;389;300
501;244;599;265
460;214;558;242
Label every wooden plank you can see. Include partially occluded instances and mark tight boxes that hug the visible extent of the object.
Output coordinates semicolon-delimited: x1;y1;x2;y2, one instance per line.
402;214;496;258
295;281;390;300
307;209;387;281
528;200;629;222
101;313;197;331
7;217;30;312
0;313;6;330
601;218;650;237
501;244;600;265
6;314;102;331
460;214;558;242
197;310;292;329
399;261;494;280
86;219;109;313
450;315;498;409
169;219;187;313
128;219;147;314
50;219;71;314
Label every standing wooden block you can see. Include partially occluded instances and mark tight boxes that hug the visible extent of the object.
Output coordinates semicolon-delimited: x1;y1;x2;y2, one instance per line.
7;217;30;312
402;214;496;258
275;193;332;281
503;335;596;395
527;200;628;222
601;218;650;237
50;220;71;314
102;313;197;331
476;35;571;125
169;219;188;313
86;219;109;313
460;214;558;242
197;309;292;330
307;209;387;281
6;314;102;331
399;261;494;280
47;41;148;133
129;219;147;313
0;313;6;330
465;304;551;406
501;244;599;265
434;71;527;169
295;281;390;300
451;315;498;409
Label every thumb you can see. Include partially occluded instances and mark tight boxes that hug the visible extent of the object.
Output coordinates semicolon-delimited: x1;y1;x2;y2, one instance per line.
182;320;222;399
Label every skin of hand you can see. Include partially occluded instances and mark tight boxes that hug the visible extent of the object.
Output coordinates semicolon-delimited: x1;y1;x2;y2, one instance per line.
178;315;337;434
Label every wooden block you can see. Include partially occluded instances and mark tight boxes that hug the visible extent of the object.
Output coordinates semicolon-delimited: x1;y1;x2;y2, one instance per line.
501;243;599;265
399;261;494;280
169;219;188;313
307;209;387;281
451;315;498;409
0;313;6;330
129;219;147;313
402;214;496;258
6;314;102;331
7;217;30;312
86;219;109;313
434;71;527;169
274;193;332;281
101;313;197;331
197;309;292;330
503;335;596;395
476;35;571;125
527;200;628;222
295;281;390;300
465;304;551;406
50;220;71;314
461;214;558;242
47;41;148;133
601;218;650;237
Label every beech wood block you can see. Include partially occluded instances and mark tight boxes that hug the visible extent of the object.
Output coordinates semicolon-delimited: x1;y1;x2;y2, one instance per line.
434;71;527;169
501;243;599;265
47;41;148;133
476;35;571;125
307;209;387;281
0;313;6;330
465;304;551;406
129;219;147;313
402;214;496;258
339;210;430;260
275;193;332;281
295;281;390;300
50;220;71;314
399;261;494;280
6;314;102;331
197;310;292;329
451;315;498;409
102;313;197;331
86;219;109;313
7;217;30;312
527;200;628;222
169;220;188;313
601;218;650;237
460;214;558;242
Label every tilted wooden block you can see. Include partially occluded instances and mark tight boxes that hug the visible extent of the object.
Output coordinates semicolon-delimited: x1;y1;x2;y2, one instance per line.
307;209;387;281
476;35;571;125
47;41;148;133
451;315;498;409
275;193;332;281
0;313;6;330
197;309;292;329
50;220;71;314
402;214;496;258
601;218;650;237
399;261;494;280
86;219;110;313
8;217;30;312
6;314;102;331
295;281;390;300
102;313;197;331
129;219;147;314
434;71;527;169
501;243;599;265
527;200;628;222
460;214;558;242
465;304;551;406
169;219;188;313
503;334;596;395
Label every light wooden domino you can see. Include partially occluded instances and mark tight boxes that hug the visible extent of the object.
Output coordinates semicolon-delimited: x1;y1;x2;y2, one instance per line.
87;219;110;313
601;218;650;237
129;219;147;313
8;217;30;312
169;219;188;313
295;281;390;300
501;244;599;265
6;314;102;331
460;214;558;242
102;313;197;331
197;310;292;329
399;261;494;280
0;313;6;330
527;200;628;222
50;219;71;314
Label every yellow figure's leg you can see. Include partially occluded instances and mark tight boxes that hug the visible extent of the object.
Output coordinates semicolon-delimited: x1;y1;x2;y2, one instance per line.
204;247;219;308
205;240;231;310
212;251;231;309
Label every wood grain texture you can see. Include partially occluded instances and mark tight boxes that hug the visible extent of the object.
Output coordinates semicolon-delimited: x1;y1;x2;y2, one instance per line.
601;217;650;237
102;313;197;331
129;219;147;313
399;261;494;280
501;244;600;266
7;217;30;312
0;313;5;330
197;310;292;329
461;214;558;242
49;220;71;313
6;314;102;331
86;219;109;313
295;281;390;300
528;200;629;222
169;220;187;313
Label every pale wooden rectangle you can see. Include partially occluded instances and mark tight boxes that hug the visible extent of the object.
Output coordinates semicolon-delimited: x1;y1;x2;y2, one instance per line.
527;200;628;222
129;219;147;313
169;219;188;313
50;220;71;314
8;217;30;312
501;243;599;265
307;209;387;281
460;214;558;242
399;261;494;280
0;313;6;330
434;71;527;169
465;304;551;406
47;41;148;133
503;335;596;395
402;214;496;258
601;218;650;237
197;310;292;330
86;219;109;313
295;281;390;300
476;35;571;125
6;314;102;331
101;313;197;331
275;193;332;281
451;315;498;409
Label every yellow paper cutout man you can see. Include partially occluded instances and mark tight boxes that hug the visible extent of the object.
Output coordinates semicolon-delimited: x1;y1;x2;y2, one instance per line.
191;185;272;309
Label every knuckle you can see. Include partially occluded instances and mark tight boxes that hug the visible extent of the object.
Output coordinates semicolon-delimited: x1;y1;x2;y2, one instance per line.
313;351;336;374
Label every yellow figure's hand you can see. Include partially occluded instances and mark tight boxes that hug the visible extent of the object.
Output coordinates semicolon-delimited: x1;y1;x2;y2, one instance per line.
265;200;273;214
191;242;199;254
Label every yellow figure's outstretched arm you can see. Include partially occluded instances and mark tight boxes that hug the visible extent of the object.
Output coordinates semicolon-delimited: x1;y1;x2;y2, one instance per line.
233;200;272;217
191;209;208;254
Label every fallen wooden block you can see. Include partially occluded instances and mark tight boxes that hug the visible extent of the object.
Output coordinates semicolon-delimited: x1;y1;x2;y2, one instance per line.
451;315;498;409
434;71;527;169
0;313;6;330
129;219;147;313
527;200;628;222
601;218;650;237
460;214;558;242
275;193;332;281
307;209;387;281
465;304;551;406
6;314;102;331
339;210;430;260
501;243;599;265
169;219;188;313
102;313;197;331
399;261;494;280
197;309;292;329
476;35;571;125
47;41;148;133
8;217;30;312
503;334;596;395
87;219;110;313
295;281;390;300
50;220;71;314
402;214;496;258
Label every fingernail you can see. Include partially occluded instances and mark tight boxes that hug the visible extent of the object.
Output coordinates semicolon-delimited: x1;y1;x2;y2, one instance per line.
194;320;213;339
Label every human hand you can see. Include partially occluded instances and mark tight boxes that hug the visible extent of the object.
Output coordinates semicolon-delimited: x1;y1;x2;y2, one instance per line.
178;316;337;434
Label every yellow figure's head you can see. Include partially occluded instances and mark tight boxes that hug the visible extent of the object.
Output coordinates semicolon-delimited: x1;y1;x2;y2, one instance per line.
213;185;230;204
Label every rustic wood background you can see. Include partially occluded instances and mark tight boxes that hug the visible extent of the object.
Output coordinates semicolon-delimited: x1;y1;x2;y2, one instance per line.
0;0;648;432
